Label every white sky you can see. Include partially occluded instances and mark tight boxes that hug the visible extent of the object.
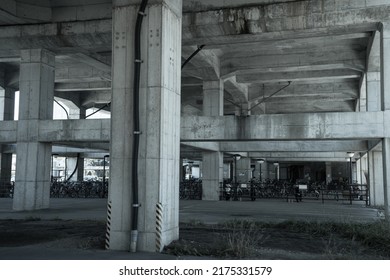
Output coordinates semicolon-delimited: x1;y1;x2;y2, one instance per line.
13;91;110;120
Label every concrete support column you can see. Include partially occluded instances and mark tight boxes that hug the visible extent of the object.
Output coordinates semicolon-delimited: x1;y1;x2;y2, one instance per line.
0;87;15;182
69;106;86;120
13;49;55;211
77;156;84;181
202;152;223;200
236;158;251;183
68;105;86;181
366;72;381;111
202;80;223;116
381;22;390;220
325;162;332;184
108;0;181;252
202;80;224;199
369;150;384;206
0;87;15;121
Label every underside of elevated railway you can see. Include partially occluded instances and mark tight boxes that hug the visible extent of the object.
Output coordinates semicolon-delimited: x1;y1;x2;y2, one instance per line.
1;0;390;252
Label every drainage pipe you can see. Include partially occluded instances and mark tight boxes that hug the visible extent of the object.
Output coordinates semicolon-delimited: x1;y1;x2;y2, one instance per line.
130;0;148;253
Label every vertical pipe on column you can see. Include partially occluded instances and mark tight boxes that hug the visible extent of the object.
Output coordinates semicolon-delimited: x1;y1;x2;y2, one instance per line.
130;0;148;253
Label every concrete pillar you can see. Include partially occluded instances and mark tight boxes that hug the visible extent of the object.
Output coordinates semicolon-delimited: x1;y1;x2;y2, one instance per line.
201;80;224;199
13;49;54;211
381;22;390;220
366;72;381;111
65;157;82;182
366;30;381;112
236;157;251;183
69;106;86;120
77;156;84;181
0;87;15;121
369;150;384;206
108;0;181;252
325;162;332;184
0;87;15;182
202;152;223;200
202;80;223;116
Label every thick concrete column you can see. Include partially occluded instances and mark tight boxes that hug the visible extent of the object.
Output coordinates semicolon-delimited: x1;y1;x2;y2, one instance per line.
13;49;54;211
381;22;390;220
202;152;223;200
369;150;384;206
77;156;84;181
201;80;224;199
236;157;251;183
68;106;85;181
69;106;86;120
366;72;381;111
367;30;381;112
108;0;181;252
0;87;15;182
203;80;223;116
325;162;332;184
0;87;15;121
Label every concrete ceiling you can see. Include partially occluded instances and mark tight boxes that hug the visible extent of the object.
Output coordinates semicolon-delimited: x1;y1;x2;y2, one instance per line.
0;0;386;163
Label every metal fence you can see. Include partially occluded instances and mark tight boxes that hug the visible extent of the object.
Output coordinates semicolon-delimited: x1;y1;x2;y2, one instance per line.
219;180;369;205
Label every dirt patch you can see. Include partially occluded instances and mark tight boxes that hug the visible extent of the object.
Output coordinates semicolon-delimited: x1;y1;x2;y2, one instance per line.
0;219;388;259
0;219;106;250
164;222;390;259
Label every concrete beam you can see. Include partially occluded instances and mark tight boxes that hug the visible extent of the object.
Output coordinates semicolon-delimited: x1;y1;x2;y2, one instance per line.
238;69;361;84
181;111;387;141
0;19;112;51
249;151;358;160
181;142;220;152
221;49;365;77
182;3;381;44
63;53;111;73
0;121;16;143
220;140;369;153
55;81;111;92
39;119;110;142
0;0;52;23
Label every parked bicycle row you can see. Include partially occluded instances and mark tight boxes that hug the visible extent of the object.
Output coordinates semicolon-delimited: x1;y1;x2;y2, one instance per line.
219;179;369;205
179;179;202;200
50;180;108;198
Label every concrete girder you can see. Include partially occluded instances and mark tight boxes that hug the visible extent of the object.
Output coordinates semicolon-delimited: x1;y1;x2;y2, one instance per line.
256;100;356;114
79;90;111;108
181;142;220;152
0;19;112;52
55;61;111;84
0;121;16;143
55;81;111;92
63;53;111;73
221;49;366;77
238;69;362;84
220;140;369;153
181;111;388;141
207;33;371;54
182;3;384;43
249;81;358;99
0;119;110;143
0;1;52;24
38;119;110;142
